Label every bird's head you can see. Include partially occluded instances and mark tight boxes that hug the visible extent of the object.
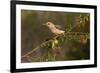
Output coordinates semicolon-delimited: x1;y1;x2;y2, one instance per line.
43;22;55;28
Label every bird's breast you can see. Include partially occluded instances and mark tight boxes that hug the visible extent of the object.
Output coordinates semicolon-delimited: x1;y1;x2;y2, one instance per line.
50;28;65;35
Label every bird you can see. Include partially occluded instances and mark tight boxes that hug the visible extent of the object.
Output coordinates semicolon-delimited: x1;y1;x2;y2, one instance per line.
43;22;65;36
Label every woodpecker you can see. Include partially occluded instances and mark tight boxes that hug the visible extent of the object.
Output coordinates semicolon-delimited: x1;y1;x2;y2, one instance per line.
43;22;65;36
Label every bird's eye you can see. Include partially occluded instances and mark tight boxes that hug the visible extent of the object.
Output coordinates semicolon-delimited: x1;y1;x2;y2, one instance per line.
47;23;50;25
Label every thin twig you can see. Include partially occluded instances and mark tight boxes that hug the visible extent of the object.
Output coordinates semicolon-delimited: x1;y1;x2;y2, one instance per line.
22;35;59;58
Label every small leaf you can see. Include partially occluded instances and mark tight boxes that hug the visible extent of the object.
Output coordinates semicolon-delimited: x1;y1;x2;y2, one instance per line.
54;39;58;45
52;41;55;48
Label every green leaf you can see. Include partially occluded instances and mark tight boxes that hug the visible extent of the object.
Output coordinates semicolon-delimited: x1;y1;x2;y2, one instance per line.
52;41;55;48
54;39;59;45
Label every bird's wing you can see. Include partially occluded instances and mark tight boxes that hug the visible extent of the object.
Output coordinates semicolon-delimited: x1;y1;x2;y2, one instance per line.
55;25;63;29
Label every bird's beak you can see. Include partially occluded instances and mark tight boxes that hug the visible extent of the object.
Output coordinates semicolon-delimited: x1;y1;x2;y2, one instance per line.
43;23;46;26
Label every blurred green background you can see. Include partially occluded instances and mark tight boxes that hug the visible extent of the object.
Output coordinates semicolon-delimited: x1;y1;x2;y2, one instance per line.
21;10;90;63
